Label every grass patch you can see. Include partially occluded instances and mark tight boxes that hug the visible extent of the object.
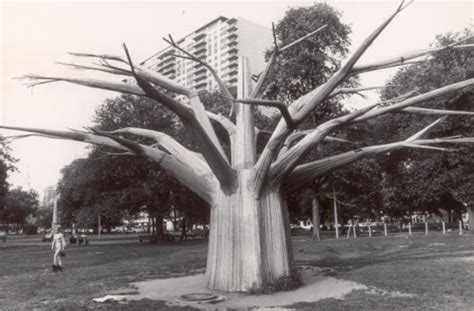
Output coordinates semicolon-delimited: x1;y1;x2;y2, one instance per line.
1;232;473;310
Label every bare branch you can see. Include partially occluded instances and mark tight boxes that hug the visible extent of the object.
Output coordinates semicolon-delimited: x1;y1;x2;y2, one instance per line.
255;1;412;191
352;34;474;75
279;25;328;52
131;65;235;189
355;79;474;122
250;24;327;100
68;52;127;63
69;50;191;95
56;62;129;76
277;130;356;161
18;72;236;161
284;132;474;194
291;1;412;122
224;97;294;128
272;80;472;186
0;125;217;203
329;85;402;98
249;53;276;99
404;117;445;142
17;74;146;95
106;152;135;156
268;102;380;186
401;107;474;116
107;127;211;175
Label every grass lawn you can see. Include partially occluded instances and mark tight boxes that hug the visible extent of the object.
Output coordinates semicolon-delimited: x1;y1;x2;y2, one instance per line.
0;232;473;310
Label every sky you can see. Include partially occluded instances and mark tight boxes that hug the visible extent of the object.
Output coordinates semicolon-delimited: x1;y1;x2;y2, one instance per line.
1;0;472;199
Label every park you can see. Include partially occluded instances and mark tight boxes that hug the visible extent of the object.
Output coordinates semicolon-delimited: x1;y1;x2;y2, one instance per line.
1;0;473;310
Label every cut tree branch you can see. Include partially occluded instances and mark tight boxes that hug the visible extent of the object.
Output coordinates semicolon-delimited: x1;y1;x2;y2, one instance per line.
284;119;473;193
223;97;294;128
351;34;474;75
400;107;474;116
106;127;210;175
255;1;412;192
122;44;235;190
355;79;474;122
268;102;381;186
0;125;217;203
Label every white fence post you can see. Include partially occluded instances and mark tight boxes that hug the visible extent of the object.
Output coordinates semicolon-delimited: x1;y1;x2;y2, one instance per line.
425;222;429;236
442;221;446;234
384;223;388;236
408;222;412;236
368;225;372;238
459;220;463;236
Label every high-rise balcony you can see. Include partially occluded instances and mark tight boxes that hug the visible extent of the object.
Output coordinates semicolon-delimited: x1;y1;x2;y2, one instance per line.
156;50;176;65
194;72;207;82
222;52;238;63
193;32;207;41
221;42;238;55
227;32;238;40
227;46;238;54
227;18;237;25
227;24;238;32
227;37;238;47
159;61;174;71
194;45;207;56
194;66;206;75
226;76;238;84
194;40;206;49
163;68;176;76
227;67;238;75
193;62;205;70
194;80;208;89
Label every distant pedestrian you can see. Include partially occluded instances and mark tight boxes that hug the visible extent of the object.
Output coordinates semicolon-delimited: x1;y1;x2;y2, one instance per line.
51;227;66;272
80;232;89;245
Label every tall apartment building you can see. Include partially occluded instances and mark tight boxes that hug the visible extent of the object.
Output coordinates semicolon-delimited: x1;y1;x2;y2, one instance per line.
140;16;273;96
42;185;57;210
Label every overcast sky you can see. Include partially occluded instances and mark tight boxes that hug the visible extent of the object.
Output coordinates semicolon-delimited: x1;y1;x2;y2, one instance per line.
1;0;472;199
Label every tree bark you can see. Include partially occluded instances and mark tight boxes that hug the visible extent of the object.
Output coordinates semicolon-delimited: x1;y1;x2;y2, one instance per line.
180;218;187;241
311;189;321;241
469;206;474;231
206;170;292;292
155;214;164;241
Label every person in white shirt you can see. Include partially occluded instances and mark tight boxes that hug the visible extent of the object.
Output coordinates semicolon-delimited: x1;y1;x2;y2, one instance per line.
51;227;66;272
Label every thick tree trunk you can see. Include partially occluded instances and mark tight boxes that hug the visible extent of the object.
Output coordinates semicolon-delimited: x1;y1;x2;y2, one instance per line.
312;196;321;240
180;218;187;241
468;206;474;231
206;170;292;292
155;214;164;241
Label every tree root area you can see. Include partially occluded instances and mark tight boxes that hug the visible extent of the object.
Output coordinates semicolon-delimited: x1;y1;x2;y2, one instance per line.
124;267;369;310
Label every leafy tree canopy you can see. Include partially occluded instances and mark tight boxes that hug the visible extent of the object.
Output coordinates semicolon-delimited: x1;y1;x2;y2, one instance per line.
377;30;474;216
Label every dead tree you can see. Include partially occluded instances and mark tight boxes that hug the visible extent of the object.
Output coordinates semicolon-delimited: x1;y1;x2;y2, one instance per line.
2;2;474;291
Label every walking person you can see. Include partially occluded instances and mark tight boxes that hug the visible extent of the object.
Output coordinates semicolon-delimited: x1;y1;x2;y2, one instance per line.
51;227;66;272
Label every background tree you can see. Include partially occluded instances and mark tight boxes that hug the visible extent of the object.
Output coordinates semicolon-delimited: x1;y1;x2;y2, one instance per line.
3;187;39;234
264;2;352;102
2;2;474;292
0;137;17;225
34;207;53;230
376;30;473;225
262;3;359;237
